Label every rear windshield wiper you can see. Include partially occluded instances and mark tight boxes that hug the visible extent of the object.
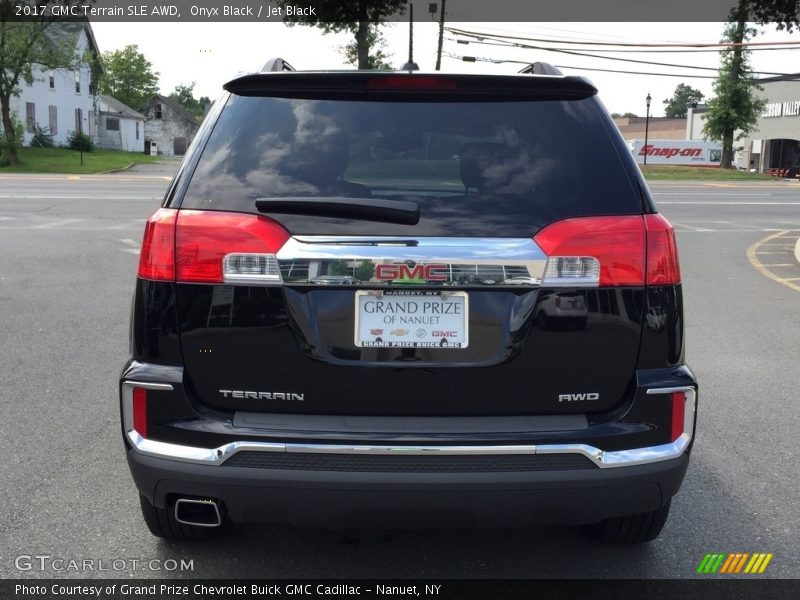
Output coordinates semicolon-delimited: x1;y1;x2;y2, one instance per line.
255;197;420;225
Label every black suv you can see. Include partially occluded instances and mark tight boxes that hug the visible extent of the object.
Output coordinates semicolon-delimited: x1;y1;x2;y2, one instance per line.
120;62;696;542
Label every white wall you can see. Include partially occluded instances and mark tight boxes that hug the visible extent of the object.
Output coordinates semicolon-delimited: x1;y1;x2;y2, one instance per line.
96;97;145;152
9;29;96;147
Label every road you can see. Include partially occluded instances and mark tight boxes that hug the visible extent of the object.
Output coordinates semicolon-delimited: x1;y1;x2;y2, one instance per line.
0;173;798;579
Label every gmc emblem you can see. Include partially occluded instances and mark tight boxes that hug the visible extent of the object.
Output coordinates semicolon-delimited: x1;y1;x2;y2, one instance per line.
375;263;448;281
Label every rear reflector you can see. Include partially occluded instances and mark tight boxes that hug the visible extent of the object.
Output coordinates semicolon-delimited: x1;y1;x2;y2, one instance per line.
132;388;148;438
645;214;681;285
670;391;686;442
175;211;290;284
534;216;646;286
138;208;177;281
367;75;458;91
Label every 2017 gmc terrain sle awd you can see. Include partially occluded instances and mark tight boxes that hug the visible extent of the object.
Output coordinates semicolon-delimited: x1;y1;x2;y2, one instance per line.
120;61;697;542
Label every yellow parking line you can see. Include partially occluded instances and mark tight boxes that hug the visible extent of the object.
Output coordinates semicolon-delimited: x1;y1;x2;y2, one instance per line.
747;231;800;292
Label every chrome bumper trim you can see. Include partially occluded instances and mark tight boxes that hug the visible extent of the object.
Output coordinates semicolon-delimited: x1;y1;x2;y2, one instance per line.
123;384;696;469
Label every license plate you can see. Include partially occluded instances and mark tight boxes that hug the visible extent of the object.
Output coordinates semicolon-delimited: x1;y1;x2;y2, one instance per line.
354;290;468;349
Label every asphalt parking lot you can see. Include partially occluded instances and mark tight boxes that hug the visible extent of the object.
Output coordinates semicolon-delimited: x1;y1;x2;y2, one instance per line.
0;172;799;579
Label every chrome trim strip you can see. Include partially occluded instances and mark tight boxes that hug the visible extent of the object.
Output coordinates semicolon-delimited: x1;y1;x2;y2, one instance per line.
276;236;547;286
281;236;547;264
120;361;183;384
123;383;696;469
286;444;536;456
128;431;285;464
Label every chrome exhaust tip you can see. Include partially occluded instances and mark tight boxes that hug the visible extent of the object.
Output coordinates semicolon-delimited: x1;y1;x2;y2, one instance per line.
174;498;222;527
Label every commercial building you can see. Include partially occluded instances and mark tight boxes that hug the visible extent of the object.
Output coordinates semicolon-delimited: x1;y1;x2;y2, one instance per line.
687;74;800;172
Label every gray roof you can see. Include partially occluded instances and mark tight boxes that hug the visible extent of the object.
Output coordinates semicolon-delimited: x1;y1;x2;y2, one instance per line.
98;95;146;120
142;94;201;126
42;21;102;72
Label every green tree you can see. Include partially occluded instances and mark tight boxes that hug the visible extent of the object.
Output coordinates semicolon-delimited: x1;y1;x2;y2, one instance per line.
0;1;82;165
663;84;705;118
703;23;764;168
277;0;406;69
704;1;799;168
341;26;393;69
611;112;638;119
99;45;159;111
168;82;211;119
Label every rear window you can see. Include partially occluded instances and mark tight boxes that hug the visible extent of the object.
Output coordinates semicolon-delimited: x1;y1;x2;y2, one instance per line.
181;94;641;236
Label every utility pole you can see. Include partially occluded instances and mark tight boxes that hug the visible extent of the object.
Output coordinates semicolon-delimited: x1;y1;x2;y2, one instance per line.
644;92;652;167
435;0;447;71
408;2;414;65
402;2;418;70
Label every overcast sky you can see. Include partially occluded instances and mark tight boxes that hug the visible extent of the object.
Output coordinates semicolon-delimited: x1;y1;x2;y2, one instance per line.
91;21;800;117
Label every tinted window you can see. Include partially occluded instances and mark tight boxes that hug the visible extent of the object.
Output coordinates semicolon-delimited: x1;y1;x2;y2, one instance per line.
181;95;640;236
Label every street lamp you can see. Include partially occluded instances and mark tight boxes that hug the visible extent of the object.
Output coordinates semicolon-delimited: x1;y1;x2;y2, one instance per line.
644;93;652;166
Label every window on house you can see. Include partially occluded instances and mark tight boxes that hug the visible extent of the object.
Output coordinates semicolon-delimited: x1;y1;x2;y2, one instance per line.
25;103;35;133
106;117;120;131
135;122;140;140
75;108;83;133
155;103;162;119
49;71;54;89
49;105;58;136
74;71;80;94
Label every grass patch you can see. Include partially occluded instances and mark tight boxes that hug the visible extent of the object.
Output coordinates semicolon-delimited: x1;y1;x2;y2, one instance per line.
640;165;775;181
0;147;161;174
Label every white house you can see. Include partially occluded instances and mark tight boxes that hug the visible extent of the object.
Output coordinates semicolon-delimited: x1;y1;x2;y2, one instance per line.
95;95;145;153
9;22;101;147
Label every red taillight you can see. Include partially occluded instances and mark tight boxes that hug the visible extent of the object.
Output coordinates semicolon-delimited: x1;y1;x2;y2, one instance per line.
645;214;681;285
138;208;177;281
534;216;646;286
175;210;290;284
367;75;457;90
670;391;686;442
132;388;148;438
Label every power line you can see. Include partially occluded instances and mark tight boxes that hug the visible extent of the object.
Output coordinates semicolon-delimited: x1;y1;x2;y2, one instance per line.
443;52;718;79
448;36;791;76
446;26;800;49
446;36;800;54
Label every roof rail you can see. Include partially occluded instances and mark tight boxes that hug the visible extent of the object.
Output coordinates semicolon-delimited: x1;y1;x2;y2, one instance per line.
518;62;563;76
262;58;295;73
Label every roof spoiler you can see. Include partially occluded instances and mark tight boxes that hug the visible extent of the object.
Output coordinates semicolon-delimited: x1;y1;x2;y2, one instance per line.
225;72;596;100
518;62;563;76
262;58;295;72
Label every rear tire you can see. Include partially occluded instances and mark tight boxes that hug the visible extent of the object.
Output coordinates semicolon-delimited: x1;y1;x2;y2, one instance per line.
138;494;217;541
585;501;671;543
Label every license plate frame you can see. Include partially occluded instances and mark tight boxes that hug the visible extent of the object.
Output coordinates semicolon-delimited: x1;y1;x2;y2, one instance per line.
354;290;469;349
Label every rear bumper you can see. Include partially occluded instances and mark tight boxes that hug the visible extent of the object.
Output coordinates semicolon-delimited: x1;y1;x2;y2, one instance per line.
121;361;696;528
128;449;689;528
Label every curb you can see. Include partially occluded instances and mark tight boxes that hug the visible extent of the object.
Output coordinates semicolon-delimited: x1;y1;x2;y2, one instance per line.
96;162;136;175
